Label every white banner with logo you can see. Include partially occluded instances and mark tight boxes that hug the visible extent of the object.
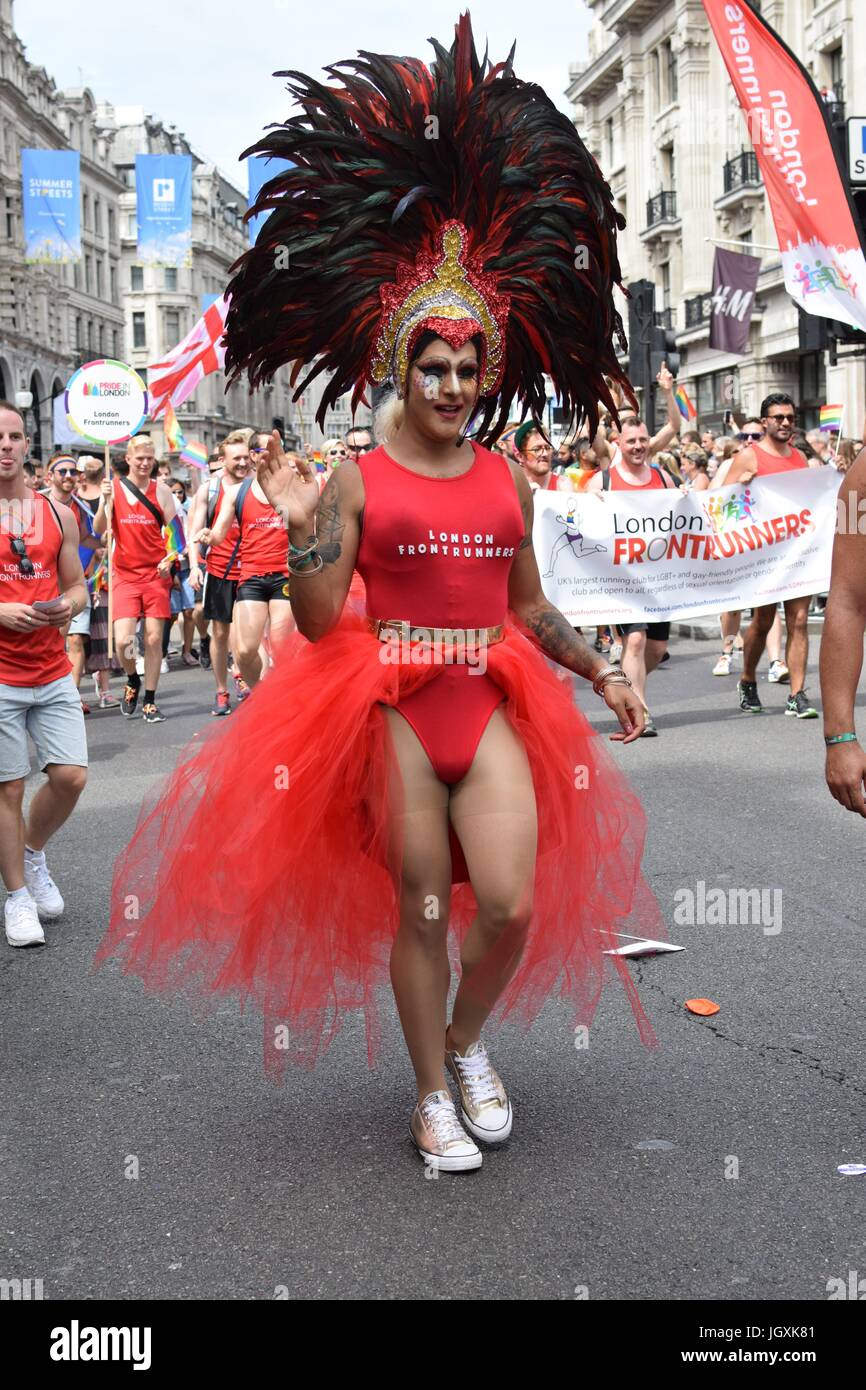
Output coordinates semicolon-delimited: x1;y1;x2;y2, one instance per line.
533;469;841;624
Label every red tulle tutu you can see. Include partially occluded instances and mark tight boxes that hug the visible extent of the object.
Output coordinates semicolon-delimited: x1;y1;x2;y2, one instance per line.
95;615;664;1071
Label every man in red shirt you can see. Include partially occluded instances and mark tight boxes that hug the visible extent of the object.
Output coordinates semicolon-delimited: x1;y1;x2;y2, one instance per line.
715;393;817;719
93;434;178;723
0;403;89;948
586;418;677;735
187;431;251;715
196;446;296;688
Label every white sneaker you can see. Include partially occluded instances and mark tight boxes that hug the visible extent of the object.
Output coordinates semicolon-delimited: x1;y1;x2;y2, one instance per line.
768;660;790;684
23;851;64;918
712;651;733;677
609;642;623;665
135;656;145;675
445;1040;513;1144
5;893;45;947
160;658;169;674
410;1089;482;1172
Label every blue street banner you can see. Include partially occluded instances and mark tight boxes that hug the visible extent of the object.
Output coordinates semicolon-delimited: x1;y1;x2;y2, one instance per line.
135;154;192;266
247;154;292;244
21;149;81;263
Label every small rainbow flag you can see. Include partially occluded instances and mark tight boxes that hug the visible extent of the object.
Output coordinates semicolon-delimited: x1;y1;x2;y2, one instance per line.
87;553;107;596
819;403;843;431
180;439;208;470
163;513;186;560
674;386;697;421
163;400;186;452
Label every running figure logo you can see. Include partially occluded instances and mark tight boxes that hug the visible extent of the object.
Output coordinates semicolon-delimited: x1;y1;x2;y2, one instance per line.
543;499;607;577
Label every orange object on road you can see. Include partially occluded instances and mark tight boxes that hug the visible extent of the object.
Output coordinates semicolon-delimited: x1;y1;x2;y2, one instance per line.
685;998;720;1017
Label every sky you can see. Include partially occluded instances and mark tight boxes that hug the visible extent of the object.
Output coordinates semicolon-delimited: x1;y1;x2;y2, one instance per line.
15;0;594;197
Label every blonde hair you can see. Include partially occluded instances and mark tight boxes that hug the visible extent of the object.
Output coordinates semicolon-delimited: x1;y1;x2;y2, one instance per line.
373;391;404;444
321;437;347;458
127;433;154;453
218;429;252;458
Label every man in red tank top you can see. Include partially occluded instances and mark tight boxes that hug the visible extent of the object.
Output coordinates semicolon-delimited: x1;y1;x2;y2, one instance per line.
187;432;251;715
0;402;89;948
513;420;562;492
93;435;178;723
720;393;818;719
587;419;677;734
196;457;296;688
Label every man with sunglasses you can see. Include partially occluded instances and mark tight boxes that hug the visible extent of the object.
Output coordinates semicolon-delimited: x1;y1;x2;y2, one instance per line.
344;427;373;459
0;403;89;947
46;455;102;713
719;393;818;719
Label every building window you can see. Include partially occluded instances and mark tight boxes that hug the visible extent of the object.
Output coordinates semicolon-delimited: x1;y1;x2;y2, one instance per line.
665;39;678;104
132;312;146;349
94;198;101;236
164;267;178;291
125;213;136;238
87;318;94;350
130;265;144;291
84;255;92;294
652;50;661;108
75;316;82;350
660;260;671;312
661;144;676;187
830;47;844;102
604;117;614;170
4;196;12;239
112;329;119;358
110;265;117;302
108;207;115;242
98;323;105;353
83;191;89;228
95;257;103;298
165;309;180;341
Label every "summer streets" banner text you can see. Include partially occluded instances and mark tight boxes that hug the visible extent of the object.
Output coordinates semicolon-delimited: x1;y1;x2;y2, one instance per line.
534;469;841;624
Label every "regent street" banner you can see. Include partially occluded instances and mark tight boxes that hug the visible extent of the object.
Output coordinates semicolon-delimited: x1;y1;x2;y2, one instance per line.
534;469;841;624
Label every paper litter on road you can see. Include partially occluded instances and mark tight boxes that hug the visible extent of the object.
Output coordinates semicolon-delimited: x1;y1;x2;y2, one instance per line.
837;1163;866;1176
601;933;685;958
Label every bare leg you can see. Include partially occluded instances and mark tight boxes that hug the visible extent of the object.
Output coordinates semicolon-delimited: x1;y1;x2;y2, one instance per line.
210;620;231;695
143;617;165;693
266;598;297;657
766;610;783;664
182;609;195;656
113;617;139;677
232;600;268;687
24;763;87;853
719;611;741;653
742;603;776;682
67;633;87;691
447;709;536;1051
645;636;667;678
783;595;810;694
382;707;453;1102
622;630;648;708
0;778;26;890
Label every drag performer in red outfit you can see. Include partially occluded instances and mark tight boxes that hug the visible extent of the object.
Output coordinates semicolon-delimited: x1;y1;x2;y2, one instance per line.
97;14;665;1172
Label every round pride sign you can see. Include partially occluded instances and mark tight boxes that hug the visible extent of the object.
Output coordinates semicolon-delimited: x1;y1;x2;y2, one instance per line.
65;358;148;445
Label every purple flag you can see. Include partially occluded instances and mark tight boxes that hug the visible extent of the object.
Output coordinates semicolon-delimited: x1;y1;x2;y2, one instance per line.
709;247;761;355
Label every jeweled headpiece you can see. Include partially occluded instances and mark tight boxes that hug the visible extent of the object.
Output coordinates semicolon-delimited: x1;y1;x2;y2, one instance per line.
369;221;509;397
225;12;635;441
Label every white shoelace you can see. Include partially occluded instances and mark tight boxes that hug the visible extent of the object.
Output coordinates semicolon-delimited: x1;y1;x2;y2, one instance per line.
421;1096;467;1146
6;896;38;926
453;1047;500;1106
27;858;55;892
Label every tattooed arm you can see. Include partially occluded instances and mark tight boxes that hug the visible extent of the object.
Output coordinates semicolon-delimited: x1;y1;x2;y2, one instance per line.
506;462;644;742
283;465;364;641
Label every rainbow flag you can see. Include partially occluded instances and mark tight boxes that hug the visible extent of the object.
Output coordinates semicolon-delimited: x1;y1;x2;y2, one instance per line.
819;403;843;431
180;439;208;470
163;513;186;560
87;552;107;597
163;400;187;452
674;386;697;421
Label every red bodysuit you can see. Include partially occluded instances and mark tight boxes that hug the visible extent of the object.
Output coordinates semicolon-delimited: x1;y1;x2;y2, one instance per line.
356;443;524;784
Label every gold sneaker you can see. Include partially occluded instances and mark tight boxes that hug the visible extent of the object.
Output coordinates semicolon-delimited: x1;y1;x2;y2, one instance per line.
446;1040;513;1144
410;1089;482;1172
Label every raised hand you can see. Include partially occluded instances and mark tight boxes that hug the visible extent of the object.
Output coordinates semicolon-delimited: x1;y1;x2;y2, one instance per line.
656;361;674;393
257;430;320;530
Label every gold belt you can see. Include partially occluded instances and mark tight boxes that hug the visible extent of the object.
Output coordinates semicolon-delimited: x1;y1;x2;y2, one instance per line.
367;617;505;647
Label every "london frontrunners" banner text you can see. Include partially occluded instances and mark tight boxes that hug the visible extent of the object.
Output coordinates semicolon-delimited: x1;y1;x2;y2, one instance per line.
534;468;841;624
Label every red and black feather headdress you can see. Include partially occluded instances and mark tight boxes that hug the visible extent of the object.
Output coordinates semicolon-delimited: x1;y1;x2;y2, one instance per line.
224;11;633;442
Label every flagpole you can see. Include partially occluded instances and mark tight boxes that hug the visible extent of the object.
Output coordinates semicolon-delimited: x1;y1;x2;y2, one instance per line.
104;443;114;659
834;399;846;462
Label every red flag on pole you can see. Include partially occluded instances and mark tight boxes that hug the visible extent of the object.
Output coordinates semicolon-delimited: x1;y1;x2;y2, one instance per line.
148;294;230;418
701;0;866;333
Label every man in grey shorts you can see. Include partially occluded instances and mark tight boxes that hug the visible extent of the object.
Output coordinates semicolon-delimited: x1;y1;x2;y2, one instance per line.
0;402;89;947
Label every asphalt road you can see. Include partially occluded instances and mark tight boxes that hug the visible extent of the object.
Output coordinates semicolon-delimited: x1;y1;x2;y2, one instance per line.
3;632;866;1302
